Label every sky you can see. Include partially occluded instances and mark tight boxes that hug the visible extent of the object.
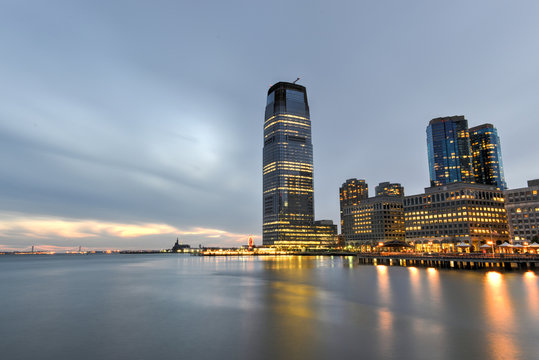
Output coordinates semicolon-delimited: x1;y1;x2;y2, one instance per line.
1;0;539;251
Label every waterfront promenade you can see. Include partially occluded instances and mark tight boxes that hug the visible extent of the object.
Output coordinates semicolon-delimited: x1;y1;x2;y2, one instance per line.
358;252;538;270
197;248;539;271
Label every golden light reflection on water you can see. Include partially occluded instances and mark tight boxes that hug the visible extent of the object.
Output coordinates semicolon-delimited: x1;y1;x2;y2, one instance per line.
376;265;390;305
272;281;316;319
408;267;421;304
376;265;394;357
377;308;394;359
426;268;441;312
268;280;317;359
260;255;308;270
523;271;538;313
484;271;519;360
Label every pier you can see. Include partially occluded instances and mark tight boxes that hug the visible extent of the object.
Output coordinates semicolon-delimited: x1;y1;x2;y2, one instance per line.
357;252;539;271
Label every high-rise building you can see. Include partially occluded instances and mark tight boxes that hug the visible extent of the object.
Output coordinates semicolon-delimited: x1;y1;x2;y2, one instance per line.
505;180;539;242
339;179;368;231
427;116;474;187
375;182;404;197
263;82;335;247
339;179;368;209
469;124;507;190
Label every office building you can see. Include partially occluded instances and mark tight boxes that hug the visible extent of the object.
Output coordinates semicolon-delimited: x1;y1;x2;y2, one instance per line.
341;182;405;247
339;178;368;208
427;116;474;187
375;182;404;197
404;182;509;251
469;124;507;190
262;81;336;247
339;179;368;230
341;195;405;247
505;180;539;242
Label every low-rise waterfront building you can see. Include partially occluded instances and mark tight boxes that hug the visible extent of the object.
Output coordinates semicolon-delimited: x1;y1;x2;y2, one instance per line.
505;179;539;242
342;194;405;248
404;182;509;251
271;219;338;248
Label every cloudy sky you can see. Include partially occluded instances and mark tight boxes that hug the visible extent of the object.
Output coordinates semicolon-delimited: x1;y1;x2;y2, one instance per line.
1;1;539;251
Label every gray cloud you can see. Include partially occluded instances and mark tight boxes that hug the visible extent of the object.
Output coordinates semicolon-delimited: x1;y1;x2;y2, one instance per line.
1;0;539;249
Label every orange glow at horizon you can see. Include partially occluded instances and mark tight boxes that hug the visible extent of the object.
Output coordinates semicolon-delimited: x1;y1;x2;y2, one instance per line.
0;212;258;245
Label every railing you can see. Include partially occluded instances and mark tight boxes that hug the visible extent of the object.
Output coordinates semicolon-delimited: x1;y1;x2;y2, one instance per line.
358;252;539;262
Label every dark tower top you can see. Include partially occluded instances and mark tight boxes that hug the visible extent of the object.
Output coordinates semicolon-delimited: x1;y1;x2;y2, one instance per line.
265;82;309;120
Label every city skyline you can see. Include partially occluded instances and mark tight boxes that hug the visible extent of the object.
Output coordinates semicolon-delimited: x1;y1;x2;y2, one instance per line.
2;1;539;250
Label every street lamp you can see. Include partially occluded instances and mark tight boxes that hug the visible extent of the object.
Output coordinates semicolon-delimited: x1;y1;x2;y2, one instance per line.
487;240;494;256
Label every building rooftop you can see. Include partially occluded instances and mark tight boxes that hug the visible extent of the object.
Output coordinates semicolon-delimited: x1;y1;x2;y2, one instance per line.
428;115;466;125
469;123;495;132
267;81;306;95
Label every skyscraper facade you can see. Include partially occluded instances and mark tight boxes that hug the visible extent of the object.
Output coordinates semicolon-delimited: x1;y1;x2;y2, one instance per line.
263;82;335;247
469;124;507;190
427;116;474;187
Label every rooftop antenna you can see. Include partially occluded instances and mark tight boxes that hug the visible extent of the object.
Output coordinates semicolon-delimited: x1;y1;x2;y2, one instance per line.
292;77;300;84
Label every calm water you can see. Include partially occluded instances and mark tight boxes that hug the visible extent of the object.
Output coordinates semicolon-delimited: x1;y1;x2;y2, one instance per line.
0;255;537;360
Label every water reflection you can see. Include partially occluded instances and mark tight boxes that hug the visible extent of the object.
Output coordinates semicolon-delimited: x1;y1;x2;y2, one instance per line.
263;266;319;359
376;265;390;305
272;281;316;319
484;271;519;359
408;267;421;305
375;265;394;357
426;267;441;312
376;308;394;358
1;255;538;360
260;255;309;270
523;271;538;312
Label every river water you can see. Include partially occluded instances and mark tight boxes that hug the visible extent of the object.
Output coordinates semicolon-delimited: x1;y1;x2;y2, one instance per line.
0;254;537;360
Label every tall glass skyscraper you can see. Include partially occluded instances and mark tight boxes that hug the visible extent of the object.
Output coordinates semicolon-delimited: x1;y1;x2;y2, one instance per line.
469;124;507;190
263;82;335;247
427;116;474;187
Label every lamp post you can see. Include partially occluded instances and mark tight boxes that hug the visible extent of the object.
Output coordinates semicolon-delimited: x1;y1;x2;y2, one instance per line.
487;240;494;257
489;225;494;255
